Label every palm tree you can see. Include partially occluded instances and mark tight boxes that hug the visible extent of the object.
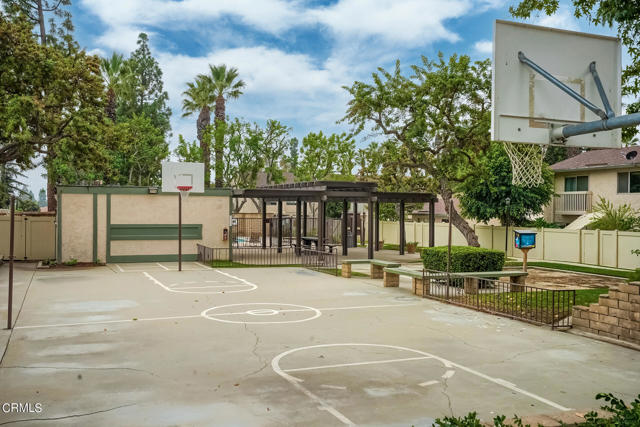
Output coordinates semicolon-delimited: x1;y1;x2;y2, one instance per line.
201;64;245;187
100;53;126;122
182;76;215;185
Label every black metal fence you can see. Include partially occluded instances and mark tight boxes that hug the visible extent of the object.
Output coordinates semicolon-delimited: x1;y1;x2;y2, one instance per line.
421;270;575;329
197;244;337;275
301;248;338;276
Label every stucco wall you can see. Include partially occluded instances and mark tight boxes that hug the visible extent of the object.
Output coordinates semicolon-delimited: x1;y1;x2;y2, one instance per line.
60;193;93;262
58;188;230;263
555;169;640;210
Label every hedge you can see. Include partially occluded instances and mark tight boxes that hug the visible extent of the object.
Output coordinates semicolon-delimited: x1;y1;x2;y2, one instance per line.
421;246;505;272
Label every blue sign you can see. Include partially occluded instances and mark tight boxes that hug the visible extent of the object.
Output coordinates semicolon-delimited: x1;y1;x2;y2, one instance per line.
514;230;536;249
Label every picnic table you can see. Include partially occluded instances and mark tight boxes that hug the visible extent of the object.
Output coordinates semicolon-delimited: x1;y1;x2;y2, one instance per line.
300;237;339;253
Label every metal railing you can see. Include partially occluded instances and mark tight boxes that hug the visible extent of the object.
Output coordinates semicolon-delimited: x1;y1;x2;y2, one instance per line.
197;244;337;275
554;191;592;214
421;270;576;329
301;248;338;276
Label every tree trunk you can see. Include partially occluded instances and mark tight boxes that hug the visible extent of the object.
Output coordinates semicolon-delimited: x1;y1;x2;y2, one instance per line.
439;179;479;247
197;106;211;186
214;95;225;188
106;88;117;122
36;0;46;45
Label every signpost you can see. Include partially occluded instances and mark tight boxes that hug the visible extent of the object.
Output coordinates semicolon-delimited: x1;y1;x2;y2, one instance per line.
7;195;15;330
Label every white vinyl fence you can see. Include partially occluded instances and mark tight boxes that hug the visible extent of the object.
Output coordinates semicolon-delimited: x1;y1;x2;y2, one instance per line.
378;221;640;270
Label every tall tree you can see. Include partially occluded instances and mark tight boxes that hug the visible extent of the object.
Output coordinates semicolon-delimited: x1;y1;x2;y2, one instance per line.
295;131;355;182
258;120;290;185
460;142;554;225
182;76;214;185
342;54;492;246
202;64;245;187
38;188;46;207
511;1;640;143
2;0;72;46
101;53;127;123
0;162;28;209
0;15;106;211
118;33;171;136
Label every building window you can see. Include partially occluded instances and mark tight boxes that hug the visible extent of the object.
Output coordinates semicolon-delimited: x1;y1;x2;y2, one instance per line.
618;171;640;193
564;176;588;192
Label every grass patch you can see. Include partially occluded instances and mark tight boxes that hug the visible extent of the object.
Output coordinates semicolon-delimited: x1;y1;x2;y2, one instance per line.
574;288;609;306
504;261;632;279
348;271;370;277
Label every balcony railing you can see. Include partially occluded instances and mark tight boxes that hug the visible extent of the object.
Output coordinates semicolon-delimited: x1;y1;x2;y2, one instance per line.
554;191;592;215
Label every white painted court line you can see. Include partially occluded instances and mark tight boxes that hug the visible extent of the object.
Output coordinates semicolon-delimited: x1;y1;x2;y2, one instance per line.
442;369;455;379
156;263;170;270
283;356;432;373
272;343;571;426
171;284;250;290
194;261;213;270
419;380;439;387
144;271;257;294
14;314;202;330
206;303;418;317
115;264;125;272
320;385;347;390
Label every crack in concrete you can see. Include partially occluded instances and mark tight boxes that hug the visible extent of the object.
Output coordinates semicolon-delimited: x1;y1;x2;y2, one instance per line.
440;374;454;417
0;365;159;377
240;324;268;379
0;403;136;425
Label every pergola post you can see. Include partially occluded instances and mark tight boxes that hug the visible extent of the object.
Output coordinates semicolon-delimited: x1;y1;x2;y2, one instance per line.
302;202;307;236
399;200;405;255
318;198;326;251
352;201;358;247
429;198;435;247
342;199;348;256
368;198;375;259
295;198;302;255
261;199;267;249
375;200;380;251
277;199;283;253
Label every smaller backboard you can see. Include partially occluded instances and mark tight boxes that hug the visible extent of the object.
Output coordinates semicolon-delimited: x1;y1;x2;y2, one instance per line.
161;162;205;193
492;20;622;148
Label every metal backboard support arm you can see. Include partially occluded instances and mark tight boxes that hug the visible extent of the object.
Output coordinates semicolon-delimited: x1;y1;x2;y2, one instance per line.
552;112;640;140
518;51;608;120
589;61;615;119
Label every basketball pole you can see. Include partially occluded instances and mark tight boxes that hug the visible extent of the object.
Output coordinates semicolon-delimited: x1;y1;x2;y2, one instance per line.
7;195;15;330
178;193;182;272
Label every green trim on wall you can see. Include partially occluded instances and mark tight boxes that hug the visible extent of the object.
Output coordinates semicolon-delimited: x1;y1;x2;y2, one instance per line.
106;194;111;262
57;185;231;196
92;194;97;263
108;254;198;263
229;195;233;262
57;193;62;263
110;224;202;240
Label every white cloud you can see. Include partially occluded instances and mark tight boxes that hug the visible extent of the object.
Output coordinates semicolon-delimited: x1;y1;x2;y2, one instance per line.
95;25;149;53
534;6;580;32
473;40;492;55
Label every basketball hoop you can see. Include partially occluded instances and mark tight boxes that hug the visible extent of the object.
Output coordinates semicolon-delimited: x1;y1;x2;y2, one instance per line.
503;142;547;187
177;185;192;201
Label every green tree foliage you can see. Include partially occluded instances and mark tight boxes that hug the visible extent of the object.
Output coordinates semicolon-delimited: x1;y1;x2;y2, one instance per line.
201;64;245;187
2;0;73;46
510;0;640;143
459;142;554;225
0;162;29;208
16;190;38;211
117;33;171;137
589;196;640;231
295;131;356;181
259;120;291;185
174;135;203;163
182;75;214;185
342;54;491;246
0;14;106;210
101;53;127;123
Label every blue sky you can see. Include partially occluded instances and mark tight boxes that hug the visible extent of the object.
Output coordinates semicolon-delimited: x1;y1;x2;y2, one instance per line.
25;0;621;196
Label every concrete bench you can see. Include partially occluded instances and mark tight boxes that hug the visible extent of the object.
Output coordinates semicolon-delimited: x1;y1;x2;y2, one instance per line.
341;259;401;278
451;270;528;294
383;267;428;295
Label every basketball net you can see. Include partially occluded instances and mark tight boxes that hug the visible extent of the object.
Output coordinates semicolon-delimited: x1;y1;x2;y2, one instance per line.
177;185;192;201
503;142;548;187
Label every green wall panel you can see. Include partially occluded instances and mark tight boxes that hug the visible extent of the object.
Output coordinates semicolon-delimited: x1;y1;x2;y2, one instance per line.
110;224;202;240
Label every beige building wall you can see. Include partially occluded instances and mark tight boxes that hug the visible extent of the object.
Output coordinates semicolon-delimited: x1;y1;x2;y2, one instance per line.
58;187;231;263
60;193;93;262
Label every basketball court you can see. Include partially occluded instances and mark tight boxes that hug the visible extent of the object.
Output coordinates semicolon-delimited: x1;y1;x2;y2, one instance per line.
1;263;639;425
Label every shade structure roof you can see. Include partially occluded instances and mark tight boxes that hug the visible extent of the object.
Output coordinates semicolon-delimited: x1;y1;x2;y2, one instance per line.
232;181;436;203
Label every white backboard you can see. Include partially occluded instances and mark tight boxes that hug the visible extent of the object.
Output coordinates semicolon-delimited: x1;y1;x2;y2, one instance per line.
492;20;622;148
161;162;205;193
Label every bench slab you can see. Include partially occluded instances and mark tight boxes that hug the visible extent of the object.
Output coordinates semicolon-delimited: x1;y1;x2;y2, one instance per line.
453;270;527;278
383;267;423;279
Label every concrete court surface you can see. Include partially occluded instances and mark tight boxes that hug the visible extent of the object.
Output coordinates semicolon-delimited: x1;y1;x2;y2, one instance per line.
0;263;639;426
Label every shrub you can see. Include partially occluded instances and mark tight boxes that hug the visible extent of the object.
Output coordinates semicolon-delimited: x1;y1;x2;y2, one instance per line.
421;246;505;272
64;258;78;266
589;197;640;231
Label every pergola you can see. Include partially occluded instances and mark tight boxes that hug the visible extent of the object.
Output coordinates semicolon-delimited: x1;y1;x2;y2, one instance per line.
232;181;437;259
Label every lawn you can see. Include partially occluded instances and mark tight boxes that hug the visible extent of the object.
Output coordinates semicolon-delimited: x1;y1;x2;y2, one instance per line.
504;260;634;279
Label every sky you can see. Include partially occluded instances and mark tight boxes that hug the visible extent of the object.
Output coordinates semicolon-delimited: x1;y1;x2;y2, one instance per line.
23;0;623;197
